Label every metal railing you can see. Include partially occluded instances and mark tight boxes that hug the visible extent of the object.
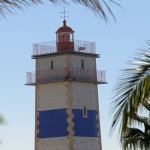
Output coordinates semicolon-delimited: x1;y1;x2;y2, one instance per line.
32;40;96;56
26;68;106;84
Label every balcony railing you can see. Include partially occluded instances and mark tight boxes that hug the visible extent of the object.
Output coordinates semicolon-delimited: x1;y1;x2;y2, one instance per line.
26;68;106;85
32;40;96;56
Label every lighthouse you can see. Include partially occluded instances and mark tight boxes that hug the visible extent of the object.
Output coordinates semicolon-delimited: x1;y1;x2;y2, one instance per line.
26;19;106;150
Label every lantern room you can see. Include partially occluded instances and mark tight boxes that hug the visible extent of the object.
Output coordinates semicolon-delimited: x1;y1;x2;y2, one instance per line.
56;20;74;52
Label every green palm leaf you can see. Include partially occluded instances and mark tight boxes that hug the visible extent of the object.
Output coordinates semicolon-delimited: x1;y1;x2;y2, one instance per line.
122;127;150;150
0;0;119;21
110;47;150;149
0;116;4;124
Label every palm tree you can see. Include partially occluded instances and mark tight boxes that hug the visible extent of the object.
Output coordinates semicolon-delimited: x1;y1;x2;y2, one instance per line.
110;47;150;149
0;116;4;122
0;0;119;21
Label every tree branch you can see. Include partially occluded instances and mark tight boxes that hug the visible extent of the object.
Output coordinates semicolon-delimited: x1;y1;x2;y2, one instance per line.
142;101;150;111
132;113;148;125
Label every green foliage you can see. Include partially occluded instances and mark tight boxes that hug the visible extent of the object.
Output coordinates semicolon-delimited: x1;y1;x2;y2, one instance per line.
0;116;4;124
0;0;119;21
111;46;150;149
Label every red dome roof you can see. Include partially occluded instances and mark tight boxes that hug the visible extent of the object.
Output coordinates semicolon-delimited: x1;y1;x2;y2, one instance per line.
56;20;74;33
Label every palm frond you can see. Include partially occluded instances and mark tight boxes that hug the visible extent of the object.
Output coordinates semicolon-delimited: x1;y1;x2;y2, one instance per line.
0;116;4;124
121;128;150;150
110;48;150;134
0;0;120;21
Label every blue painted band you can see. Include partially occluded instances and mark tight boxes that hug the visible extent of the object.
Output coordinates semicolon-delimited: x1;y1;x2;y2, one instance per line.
37;108;68;138
37;108;99;139
73;109;99;137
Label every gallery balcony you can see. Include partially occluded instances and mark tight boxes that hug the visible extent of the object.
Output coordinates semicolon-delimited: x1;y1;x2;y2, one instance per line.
26;68;106;85
32;40;97;56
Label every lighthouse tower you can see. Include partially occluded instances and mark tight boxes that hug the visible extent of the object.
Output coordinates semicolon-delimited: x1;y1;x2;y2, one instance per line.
26;19;106;150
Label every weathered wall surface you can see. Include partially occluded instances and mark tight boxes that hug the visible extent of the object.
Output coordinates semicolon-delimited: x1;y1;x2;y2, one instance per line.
70;55;95;69
37;137;69;150
71;82;98;110
36;54;96;71
73;137;101;150
36;82;68;111
36;55;67;71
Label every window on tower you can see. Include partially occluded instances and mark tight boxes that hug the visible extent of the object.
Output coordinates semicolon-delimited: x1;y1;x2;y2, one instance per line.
83;107;88;117
81;60;84;69
51;61;54;69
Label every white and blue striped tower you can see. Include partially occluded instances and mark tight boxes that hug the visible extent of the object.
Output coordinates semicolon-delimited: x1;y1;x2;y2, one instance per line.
26;19;107;150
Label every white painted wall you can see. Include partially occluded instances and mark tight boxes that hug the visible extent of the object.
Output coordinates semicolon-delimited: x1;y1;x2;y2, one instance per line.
37;137;69;150
36;55;67;71
36;54;96;71
37;82;68;111
70;55;95;69
71;82;98;110
73;137;101;150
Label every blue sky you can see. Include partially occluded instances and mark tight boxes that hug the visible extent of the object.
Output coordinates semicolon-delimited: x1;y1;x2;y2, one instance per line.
0;1;150;150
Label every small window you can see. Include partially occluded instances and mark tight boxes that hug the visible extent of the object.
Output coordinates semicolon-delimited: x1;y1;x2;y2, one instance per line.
81;60;84;69
83;107;88;117
51;61;53;69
